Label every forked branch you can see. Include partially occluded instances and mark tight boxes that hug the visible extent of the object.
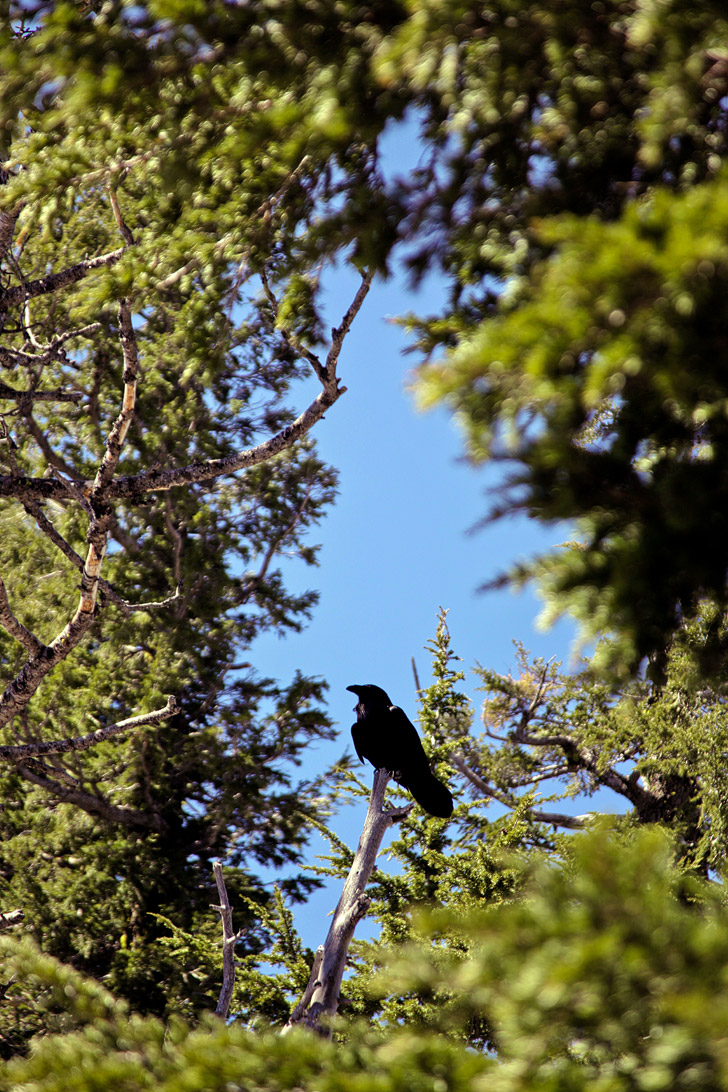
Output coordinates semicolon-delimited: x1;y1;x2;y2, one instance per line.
285;768;411;1035
0;270;374;506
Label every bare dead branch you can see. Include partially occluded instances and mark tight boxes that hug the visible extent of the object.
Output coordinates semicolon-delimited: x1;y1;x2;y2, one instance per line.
212;862;237;1019
0;207;21;264
0;269;371;730
531;809;592;829
0;297;143;724
260;267;327;386
49;466;94;516
240;480;313;601
2;247;126;307
108;187;135;247
450;753;516;807
0;608;97;731
156;259;197;291
286;946;324;1028
123;588;185;611
24;414;83;480
0;386;341;503
0;416;19;477
324;269;373;384
0;269;373;507
0;695;177;760
91;299;139;497
450;753;589;829
20;497;180;616
285;768;412;1035
20;497;124;612
0;306;141;725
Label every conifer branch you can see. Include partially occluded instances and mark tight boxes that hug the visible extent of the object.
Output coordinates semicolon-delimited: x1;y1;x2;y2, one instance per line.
0;270;373;505
91;299;139;497
14;758;168;831
451;752;590;829
0;609;98;731
0;383;82;404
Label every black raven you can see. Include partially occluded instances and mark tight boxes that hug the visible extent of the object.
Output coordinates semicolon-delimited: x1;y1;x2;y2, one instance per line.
347;684;454;818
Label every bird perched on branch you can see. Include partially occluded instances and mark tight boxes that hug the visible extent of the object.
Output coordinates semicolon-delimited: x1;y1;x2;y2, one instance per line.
346;684;453;818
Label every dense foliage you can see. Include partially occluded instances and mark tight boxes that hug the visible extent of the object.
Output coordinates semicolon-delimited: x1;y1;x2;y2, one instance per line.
0;0;406;1031
3;828;728;1092
406;0;728;676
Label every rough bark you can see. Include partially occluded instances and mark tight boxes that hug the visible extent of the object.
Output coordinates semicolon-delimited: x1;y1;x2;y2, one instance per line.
212;863;237;1020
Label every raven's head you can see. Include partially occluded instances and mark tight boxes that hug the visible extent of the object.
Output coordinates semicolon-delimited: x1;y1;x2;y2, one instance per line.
346;683;392;711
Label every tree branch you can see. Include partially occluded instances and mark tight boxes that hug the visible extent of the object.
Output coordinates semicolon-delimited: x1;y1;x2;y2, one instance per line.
1;247;125;307
285;768;411;1035
0;609;97;731
0;909;24;930
0;206;21;265
91;298;138;497
212;862;237;1019
0;382;82;404
324;269;373;384
239;480;313;602
0;695;177;760
450;753;590;830
0;271;373;506
260;267;327;386
21;496;180;616
0;576;45;657
15;757;168;831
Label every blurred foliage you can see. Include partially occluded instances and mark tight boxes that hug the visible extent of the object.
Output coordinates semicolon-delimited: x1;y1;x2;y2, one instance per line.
3;828;728;1091
403;0;728;677
379;826;728;1091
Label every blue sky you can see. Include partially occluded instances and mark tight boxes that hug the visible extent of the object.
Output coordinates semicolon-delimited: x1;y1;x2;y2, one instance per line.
251;262;584;948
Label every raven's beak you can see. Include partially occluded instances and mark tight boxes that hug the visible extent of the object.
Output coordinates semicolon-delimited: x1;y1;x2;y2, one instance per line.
346;685;361;695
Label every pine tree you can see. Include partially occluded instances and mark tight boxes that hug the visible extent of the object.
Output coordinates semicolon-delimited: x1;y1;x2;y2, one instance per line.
397;0;728;677
0;0;407;1031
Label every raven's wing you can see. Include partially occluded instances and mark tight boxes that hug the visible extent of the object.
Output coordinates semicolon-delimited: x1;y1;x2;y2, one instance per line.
388;704;430;774
351;721;366;764
388;706;454;816
387;705;424;743
405;769;454;818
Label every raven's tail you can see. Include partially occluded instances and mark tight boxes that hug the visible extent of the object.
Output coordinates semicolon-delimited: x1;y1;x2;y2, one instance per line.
402;770;454;818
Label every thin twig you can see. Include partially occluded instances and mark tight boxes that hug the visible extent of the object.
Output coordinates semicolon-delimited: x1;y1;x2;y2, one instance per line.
15;757;167;831
2;248;126;307
92;298;138;496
